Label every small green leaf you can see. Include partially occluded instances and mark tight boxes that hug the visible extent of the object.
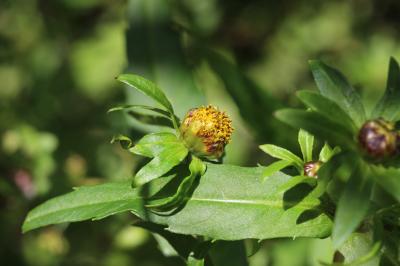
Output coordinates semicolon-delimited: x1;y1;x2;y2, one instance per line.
309;60;366;127
372;57;400;121
319;143;341;163
127;110;173;127
130;132;181;158
147;156;206;211
262;160;292;181
187;255;204;266
134;143;189;187
297;90;357;133
277;175;317;194
259;144;303;171
298;129;314;162
332;161;373;249
117;74;174;114
275;109;355;149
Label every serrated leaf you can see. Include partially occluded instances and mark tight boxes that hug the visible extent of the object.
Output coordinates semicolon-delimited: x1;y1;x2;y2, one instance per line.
23;164;332;240
117;74;174;114
22;175;174;233
149;164;332;240
332;161;373;249
147;156;206;211
309;60;366;127
259;144;303;171
134;143;188;187
372;57;400;121
275;109;355;149
298;129;314;162
262;160;292;181
297;90;357;133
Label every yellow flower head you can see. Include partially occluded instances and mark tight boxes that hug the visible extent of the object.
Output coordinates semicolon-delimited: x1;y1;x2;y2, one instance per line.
180;105;233;159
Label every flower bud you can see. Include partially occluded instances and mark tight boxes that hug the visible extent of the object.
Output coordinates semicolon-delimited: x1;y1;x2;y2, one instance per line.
303;161;322;178
180;105;233;159
358;118;396;158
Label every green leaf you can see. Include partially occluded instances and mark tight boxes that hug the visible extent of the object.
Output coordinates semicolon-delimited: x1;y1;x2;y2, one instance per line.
134;142;188;187
149;164;332;240
127;110;173;128
372;57;400;121
332;161;373;248
262;160;292;181
209;241;249;266
259;144;303;171
23;164;332;240
298;129;314;162
277;175;317;194
117;74;174;114
22;176;175;233
319;143;341;163
187;256;204;266
108;104;171;118
275;109;355;149
297;90;357;133
370;166;400;202
130;132;181;158
309;60;366;127
147;156;206;211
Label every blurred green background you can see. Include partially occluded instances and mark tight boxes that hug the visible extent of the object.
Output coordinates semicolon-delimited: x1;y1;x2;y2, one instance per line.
1;0;399;265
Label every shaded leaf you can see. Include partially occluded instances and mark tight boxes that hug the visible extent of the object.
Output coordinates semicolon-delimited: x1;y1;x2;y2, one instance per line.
298;129;314;162
259;144;303;171
370;166;400;202
117;73;174;114
309;60;366;127
297;90;357;133
209;241;248;266
147;156;206;211
275;109;355;149
332;161;373;248
372;57;400;121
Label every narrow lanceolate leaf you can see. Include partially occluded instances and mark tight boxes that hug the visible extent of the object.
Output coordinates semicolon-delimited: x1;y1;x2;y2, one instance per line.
22;180;157;233
332;161;373;249
149;164;332;240
117;74;174;114
309;60;366;127
259;144;303;171
370;166;400;202
372;57;400;121
298;129;314;162
22;164;332;240
134;143;188;187
296;90;357;133
275;109;355;150
108;104;171;118
147;156;206;211
319;143;341;163
262;160;292;181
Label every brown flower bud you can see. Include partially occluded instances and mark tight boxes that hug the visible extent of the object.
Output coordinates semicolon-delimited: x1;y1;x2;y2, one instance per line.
358;118;396;158
303;160;322;178
180;105;233;159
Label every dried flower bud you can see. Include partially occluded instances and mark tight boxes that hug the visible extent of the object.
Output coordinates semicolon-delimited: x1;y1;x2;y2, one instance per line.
358;118;396;158
303;161;322;178
180;105;233;159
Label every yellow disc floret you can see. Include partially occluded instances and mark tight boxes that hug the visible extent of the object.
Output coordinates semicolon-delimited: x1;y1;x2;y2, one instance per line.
180;105;233;159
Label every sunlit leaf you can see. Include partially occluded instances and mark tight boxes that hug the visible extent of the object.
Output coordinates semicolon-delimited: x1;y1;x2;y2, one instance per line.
298;129;314;162
259;144;303;171
262;160;292;181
